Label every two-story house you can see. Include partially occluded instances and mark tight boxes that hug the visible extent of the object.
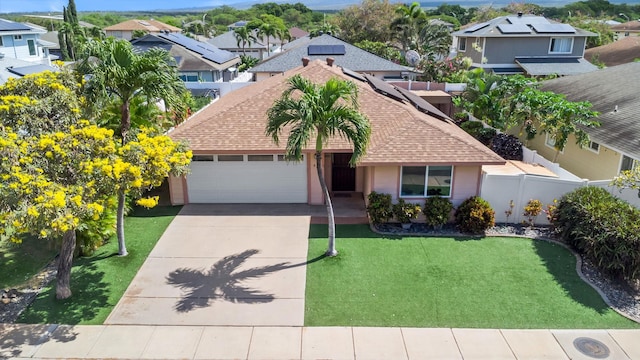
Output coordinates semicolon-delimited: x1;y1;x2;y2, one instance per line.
451;13;598;76
105;19;180;41
131;33;240;96
0;18;53;63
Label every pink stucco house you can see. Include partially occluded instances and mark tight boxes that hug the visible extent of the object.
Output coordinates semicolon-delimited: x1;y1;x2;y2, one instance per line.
167;59;504;206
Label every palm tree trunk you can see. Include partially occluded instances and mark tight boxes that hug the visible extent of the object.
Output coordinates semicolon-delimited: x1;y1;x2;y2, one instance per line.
116;188;128;256
315;152;337;256
120;99;131;144
56;230;76;299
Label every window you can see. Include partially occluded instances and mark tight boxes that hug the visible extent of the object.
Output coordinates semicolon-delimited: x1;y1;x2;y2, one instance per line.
27;39;36;56
586;141;600;153
277;154;303;161
192;155;214;161
544;134;564;153
549;37;573;54
217;155;243;161
13;35;22;41
179;72;199;82
248;154;274;161
458;37;466;52
400;166;453;197
620;155;638;173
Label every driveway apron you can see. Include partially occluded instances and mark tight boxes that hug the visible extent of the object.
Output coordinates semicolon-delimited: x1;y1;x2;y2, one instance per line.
105;204;310;326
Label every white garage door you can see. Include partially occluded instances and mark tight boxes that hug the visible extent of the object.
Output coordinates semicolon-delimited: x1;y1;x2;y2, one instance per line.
186;154;308;203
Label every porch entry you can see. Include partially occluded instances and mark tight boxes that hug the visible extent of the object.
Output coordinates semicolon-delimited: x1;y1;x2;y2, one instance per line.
331;153;356;192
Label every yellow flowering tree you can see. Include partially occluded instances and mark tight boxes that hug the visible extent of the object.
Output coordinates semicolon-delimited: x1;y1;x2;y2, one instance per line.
0;124;117;299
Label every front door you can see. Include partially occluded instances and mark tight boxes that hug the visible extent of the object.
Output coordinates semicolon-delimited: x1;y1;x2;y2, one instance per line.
331;153;356;191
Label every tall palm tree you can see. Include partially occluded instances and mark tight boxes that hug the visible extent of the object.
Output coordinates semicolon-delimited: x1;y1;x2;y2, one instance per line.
266;75;371;256
234;26;256;56
256;22;282;57
391;2;427;53
76;38;186;256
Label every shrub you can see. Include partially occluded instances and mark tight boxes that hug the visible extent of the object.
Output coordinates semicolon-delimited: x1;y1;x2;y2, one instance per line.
455;196;495;234
523;199;543;226
423;196;453;228
366;191;393;224
477;127;497;146
76;197;117;256
490;133;523;161
554;187;640;280
392;199;422;224
460;120;483;137
453;111;469;125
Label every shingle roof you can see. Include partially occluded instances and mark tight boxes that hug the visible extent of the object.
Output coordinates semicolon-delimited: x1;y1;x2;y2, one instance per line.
540;62;640;159
515;57;598;76
250;34;411;74
452;14;596;38
104;19;180;32
207;30;267;50
169;59;504;166
584;36;640;66
289;27;309;39
611;20;640;31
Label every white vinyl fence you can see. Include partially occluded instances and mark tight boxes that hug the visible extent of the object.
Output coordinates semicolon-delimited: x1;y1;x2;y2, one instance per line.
480;169;640;225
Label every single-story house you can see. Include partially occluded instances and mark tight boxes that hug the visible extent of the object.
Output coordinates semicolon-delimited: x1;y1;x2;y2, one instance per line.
168;59;504;206
584;36;640;67
104;19;181;41
522;62;640;181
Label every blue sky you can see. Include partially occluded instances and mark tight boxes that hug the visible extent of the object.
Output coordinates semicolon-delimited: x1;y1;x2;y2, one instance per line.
0;0;226;13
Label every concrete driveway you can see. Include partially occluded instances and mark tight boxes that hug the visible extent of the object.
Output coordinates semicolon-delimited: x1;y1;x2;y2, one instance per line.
105;205;310;326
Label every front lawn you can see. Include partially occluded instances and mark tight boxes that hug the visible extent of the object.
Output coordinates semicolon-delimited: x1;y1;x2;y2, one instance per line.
0;236;58;289
18;206;181;325
305;225;640;329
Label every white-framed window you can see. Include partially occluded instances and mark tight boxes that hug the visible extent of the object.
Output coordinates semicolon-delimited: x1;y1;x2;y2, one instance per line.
179;72;199;82
620;155;638;173
549;37;573;54
586;141;600;154
13;35;22;41
458;37;466;52
400;165;453;198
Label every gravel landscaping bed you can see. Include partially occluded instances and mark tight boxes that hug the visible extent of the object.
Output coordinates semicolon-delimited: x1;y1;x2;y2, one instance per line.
0;258;57;323
375;222;640;324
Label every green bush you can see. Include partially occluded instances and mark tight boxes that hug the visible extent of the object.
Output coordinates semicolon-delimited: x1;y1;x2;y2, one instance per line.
366;191;393;224
554;187;640;280
460;121;496;146
423;196;453;228
392;199;422;224
455;196;495;234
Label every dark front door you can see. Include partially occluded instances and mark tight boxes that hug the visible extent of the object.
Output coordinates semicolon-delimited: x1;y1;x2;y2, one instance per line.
332;153;356;191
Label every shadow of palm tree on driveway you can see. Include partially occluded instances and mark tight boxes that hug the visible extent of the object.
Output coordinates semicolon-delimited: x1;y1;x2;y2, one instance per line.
166;249;319;313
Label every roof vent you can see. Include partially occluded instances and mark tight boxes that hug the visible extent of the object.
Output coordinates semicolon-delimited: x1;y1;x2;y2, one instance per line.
302;57;310;67
326;57;334;67
518;12;523;17
0;53;4;60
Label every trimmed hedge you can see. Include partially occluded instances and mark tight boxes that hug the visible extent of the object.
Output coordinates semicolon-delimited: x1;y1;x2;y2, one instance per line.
554;187;640;280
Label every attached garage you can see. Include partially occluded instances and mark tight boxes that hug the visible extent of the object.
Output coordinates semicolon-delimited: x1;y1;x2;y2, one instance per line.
186;154;308;203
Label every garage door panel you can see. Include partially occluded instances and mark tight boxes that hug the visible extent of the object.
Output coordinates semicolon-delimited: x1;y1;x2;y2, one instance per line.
187;158;307;203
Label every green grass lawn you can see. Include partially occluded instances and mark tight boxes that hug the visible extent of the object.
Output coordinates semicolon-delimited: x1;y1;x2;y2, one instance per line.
0;236;58;289
17;206;181;325
305;225;640;329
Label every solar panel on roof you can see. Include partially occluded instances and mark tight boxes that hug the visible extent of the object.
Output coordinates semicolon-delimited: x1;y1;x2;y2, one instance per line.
531;23;576;33
364;74;405;102
394;86;449;121
158;32;236;63
307;44;346;55
497;24;531;34
0;19;31;31
506;16;549;24
341;67;366;82
464;22;490;33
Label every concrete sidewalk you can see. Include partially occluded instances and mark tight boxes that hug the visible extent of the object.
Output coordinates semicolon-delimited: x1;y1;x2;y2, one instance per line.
2;324;640;359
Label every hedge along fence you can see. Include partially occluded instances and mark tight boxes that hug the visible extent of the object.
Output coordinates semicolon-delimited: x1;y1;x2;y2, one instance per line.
554;186;640;281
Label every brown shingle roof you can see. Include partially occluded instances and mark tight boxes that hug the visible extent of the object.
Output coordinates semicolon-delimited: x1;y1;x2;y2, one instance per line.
585;36;640;66
104;19;180;32
611;20;640;31
169;60;504;166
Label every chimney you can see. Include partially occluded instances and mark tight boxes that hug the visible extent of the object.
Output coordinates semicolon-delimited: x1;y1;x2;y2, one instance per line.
517;12;523;17
326;57;334;67
302;57;310;67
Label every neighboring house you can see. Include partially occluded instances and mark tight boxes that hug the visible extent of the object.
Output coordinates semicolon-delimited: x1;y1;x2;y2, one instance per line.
0;18;53;63
611;20;640;39
585;36;640;66
207;30;268;60
39;31;61;59
521;63;640;181
227;21;248;31
250;34;413;81
289;27;309;40
451;13;598;76
104;19;180;41
167;59;504;206
131;33;240;96
0;57;57;84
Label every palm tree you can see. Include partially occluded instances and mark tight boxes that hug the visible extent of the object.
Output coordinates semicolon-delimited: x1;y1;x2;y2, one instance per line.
256;22;282;57
76;38;186;256
234;26;256;56
391;2;427;53
417;23;452;59
266;75;371;256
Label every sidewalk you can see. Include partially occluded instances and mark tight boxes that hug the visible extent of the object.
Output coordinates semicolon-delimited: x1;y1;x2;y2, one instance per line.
3;323;640;359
